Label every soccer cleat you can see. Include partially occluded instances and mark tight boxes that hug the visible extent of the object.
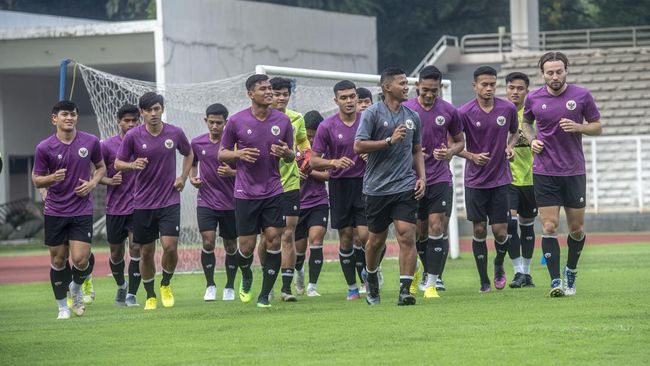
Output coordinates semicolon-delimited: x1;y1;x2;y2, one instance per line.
115;282;128;306
509;273;526;288
239;279;253;303
160;285;175;308
435;278;446;291
82;276;95;305
268;289;275;302
125;294;139;307
493;264;507;290
295;268;305;295
549;278;565;297
66;291;73;308
347;288;361;300
70;283;85;316
366;292;380;306
479;283;491;293
57;307;71;320
423;286;440;299
256;296;272;308
378;267;385;289
523;274;536;288
564;267;577;296
281;291;298;302
306;285;321;297
204;285;217;301
359;269;368;294
410;265;421;295
222;288;235;301
144;297;157;310
418;273;428;291
397;291;416;306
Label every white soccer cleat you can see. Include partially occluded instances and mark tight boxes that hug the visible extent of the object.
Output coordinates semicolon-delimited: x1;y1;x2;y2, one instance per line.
125;294;140;307
418;273;428;291
222;288;235;301
306;284;321;297
295;268;305;295
57;307;71;320
203;285;217;301
69;282;85;316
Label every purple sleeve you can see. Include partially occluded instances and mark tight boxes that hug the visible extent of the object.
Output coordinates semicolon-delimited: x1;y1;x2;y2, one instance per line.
311;123;328;154
583;92;601;123
509;106;519;134
90;137;103;165
116;132;133;161
33;144;49;175
101;142;110;167
191;142;199;167
523;95;534;121
284;120;294;150
220;122;236;150
176;129;191;156
448;108;463;136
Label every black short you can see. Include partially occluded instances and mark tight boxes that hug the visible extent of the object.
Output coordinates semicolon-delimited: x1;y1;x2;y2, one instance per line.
328;178;367;229
365;190;417;233
465;185;510;224
282;189;301;217
44;215;93;246
509;185;538;218
235;194;285;236
133;204;181;244
197;207;237;240
106;214;134;244
533;174;586;209
295;204;329;241
417;182;453;220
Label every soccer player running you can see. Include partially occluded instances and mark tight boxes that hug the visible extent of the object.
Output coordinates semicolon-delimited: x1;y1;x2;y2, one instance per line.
100;104;141;306
521;52;602;297
294;110;330;297
115;92;193;310
219;74;295;308
189;103;238;302
311;80;369;300
354;67;426;306
504;72;538;288
458;66;519;293
404;66;464;299
32;100;106;319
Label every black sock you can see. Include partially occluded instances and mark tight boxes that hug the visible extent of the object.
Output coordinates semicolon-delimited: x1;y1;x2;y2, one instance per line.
281;268;294;293
440;236;449;278
64;260;72;288
72;262;92;285
160;269;174;286
399;276;413;294
308;246;323;284
224;251;238;289
339;247;357;286
541;236;561;279
143;278;156;298
354;246;366;282
201;249;216;287
566;234;586;270
366;268;379;294
295;253;306;271
259;251;281;298
50;265;68;300
472;238;490;284
494;237;509;266
237;250;254;284
109;258;126;286
88;253;95;273
425;236;444;276
378;245;387;264
416;239;427;270
128;258;141;295
520;223;535;259
507;218;521;260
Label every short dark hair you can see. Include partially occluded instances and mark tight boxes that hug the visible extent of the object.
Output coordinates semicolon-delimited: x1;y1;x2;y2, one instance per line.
304;110;324;130
205;103;229;119
505;72;530;87
379;66;406;87
356;87;373;102
139;92;164;109
473;66;497;80
52;100;78;114
419;65;442;81
246;74;269;92
117;104;139;120
333;80;356;95
270;77;293;95
538;51;569;71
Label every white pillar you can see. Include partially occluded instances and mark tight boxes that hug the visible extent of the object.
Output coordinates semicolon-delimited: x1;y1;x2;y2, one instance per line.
510;0;540;51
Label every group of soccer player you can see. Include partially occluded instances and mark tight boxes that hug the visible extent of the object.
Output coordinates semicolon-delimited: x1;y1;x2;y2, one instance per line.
33;51;601;319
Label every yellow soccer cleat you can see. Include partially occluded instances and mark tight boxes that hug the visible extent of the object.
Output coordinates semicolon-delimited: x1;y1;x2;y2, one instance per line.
423;286;440;299
160;285;175;308
82;276;95;304
410;261;422;295
144;297;157;310
239;280;253;303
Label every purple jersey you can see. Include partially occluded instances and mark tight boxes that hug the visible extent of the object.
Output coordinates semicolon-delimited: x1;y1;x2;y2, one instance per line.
404;97;462;185
33;131;102;217
299;175;329;209
191;133;235;210
523;84;601;176
117;123;191;210
220;108;294;200
311;113;365;179
459;97;518;189
101;135;135;215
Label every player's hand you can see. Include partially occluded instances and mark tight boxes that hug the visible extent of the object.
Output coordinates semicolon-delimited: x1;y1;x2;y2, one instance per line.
331;157;355;169
559;118;582;133
217;163;236;177
505;147;515;162
391;124;407;144
237;148;260;163
74;178;96;197
174;176;186;192
433;144;452;161
189;176;202;189
359;153;368;162
299;171;309;181
111;171;123;186
51;168;66;182
472;152;491;166
131;157;148;170
414;178;426;200
271;140;293;160
422;147;430;159
531;139;544;154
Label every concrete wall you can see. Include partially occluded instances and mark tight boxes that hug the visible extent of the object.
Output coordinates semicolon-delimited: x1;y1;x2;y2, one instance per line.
160;0;377;83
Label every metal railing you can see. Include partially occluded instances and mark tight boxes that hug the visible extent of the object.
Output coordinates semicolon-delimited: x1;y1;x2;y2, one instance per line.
410;35;459;77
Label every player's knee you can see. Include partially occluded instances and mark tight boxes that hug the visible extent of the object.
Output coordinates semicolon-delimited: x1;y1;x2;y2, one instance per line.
429;222;444;237
110;251;124;263
51;255;66;268
71;255;88;269
473;226;488;239
494;232;508;243
202;242;215;252
223;240;237;254
129;243;141;258
570;228;585;240
542;220;558;235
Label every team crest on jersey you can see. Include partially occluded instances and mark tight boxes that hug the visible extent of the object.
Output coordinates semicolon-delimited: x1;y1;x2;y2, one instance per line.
435;116;446;126
496;116;506;126
142;144;147;150
57;154;62;160
383;121;389;127
475;121;482;127
247;129;252;135
201;150;206;155
566;100;577;111
165;139;174;149
78;147;88;158
271;125;281;136
337;133;343;139
542;104;547;110
405;119;415;129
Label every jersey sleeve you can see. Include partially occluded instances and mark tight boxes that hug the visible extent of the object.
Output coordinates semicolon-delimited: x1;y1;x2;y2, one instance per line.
583;91;601;123
116;132;134;161
176;129;192;156
90;136;103;165
355;108;374;141
523;94;535;122
32;143;49;176
220;121;236;150
508;105;519;134
311;122;329;155
448;108;463;136
284;119;294;151
191;141;199;167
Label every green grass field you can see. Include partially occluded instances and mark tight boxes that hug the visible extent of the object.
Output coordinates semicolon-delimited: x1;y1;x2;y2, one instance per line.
1;243;649;365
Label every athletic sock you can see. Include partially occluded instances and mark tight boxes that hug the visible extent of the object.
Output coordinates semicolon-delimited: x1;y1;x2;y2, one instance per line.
440;236;449;277
143;278;156;298
72;261;92;285
566;233;586;270
236;249;254;283
160;269;174;286
224;251;238;289
128;257;141;295
399;275;414;294
416;239;427;270
308;246;323;284
472;237;490;284
507;217;521;260
521;257;532;275
281;268;294;293
520;221;535;261
541;235;561;279
109;257;126;287
511;256;523;275
200;249;216;287
339;247;357;286
295;252;306;271
88;253;95;274
50;265;68;300
353;245;366;282
63;260;72;288
425;235;444;276
494;237;509;266
259;250;281;298
366;267;379;293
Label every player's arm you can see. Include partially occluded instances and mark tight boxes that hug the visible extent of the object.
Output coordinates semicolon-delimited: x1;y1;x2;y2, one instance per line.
561;119;602;136
435;132;465;161
32;170;64;189
412;143;426;199
310;151;354;171
75;160;107;197
354;123;407;154
309;169;329;182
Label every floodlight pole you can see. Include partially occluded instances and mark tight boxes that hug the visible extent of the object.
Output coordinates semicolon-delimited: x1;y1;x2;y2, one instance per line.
59;59;71;101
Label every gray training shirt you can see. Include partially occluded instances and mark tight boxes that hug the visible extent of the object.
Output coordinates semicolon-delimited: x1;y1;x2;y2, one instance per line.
355;101;421;196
